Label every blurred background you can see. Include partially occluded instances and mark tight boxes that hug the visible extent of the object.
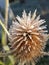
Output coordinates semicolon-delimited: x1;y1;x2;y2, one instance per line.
0;0;49;65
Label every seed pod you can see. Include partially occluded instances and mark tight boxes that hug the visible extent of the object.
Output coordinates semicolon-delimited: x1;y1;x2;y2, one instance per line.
9;10;48;65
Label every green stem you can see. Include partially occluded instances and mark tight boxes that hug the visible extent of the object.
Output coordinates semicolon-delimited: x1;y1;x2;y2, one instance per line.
0;20;10;37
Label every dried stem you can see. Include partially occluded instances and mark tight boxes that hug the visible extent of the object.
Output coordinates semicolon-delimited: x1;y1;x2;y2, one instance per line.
4;0;9;44
5;0;9;26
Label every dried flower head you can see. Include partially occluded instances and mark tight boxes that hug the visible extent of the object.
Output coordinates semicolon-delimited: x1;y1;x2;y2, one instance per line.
9;9;49;65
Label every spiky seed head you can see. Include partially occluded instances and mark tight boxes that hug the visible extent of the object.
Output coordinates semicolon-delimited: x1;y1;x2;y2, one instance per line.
9;9;48;65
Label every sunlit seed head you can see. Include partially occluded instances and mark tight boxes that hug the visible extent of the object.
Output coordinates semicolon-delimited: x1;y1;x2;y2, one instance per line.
9;9;49;65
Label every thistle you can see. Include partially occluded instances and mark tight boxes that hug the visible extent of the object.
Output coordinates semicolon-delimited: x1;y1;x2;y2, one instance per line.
9;9;49;65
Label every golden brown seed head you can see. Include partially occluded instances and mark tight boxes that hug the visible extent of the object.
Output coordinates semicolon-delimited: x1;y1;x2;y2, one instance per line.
9;10;48;64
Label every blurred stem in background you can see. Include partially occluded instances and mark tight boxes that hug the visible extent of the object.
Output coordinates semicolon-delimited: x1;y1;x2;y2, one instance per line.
2;0;9;46
0;20;10;37
1;0;9;63
0;20;15;65
0;0;15;65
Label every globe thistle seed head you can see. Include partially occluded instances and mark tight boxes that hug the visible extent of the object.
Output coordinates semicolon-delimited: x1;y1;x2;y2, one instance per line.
9;9;48;64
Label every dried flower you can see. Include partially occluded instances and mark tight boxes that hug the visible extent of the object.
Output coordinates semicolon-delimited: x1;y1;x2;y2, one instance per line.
9;9;49;65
